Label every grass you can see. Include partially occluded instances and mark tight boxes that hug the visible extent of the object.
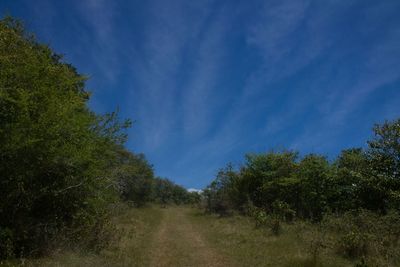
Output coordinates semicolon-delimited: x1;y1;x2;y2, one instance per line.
187;209;354;267
1;204;163;267
3;206;397;267
146;206;233;267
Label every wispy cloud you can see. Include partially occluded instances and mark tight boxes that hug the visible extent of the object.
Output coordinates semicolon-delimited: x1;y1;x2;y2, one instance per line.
289;34;400;153
75;0;120;82
12;0;399;188
122;0;400;186
129;0;214;151
183;6;232;140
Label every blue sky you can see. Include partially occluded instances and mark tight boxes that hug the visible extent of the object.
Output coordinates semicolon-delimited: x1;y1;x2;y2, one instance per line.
2;0;400;189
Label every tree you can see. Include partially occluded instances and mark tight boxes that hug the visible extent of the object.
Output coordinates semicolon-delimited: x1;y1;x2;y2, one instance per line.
114;148;154;206
297;154;331;221
0;17;129;257
152;178;192;206
241;151;298;208
368;119;400;180
331;148;367;212
363;119;400;211
203;164;238;214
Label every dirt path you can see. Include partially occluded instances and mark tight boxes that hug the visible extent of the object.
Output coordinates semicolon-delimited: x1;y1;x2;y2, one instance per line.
149;207;234;267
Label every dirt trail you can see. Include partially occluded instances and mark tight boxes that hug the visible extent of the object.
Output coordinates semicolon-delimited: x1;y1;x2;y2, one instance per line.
149;207;233;267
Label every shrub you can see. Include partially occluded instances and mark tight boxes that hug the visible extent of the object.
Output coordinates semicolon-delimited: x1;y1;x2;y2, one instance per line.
248;206;283;235
337;231;369;258
322;210;400;265
0;17;129;258
249;207;268;228
271;200;296;222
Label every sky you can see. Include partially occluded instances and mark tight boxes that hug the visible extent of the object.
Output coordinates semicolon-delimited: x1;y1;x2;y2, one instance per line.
1;0;400;189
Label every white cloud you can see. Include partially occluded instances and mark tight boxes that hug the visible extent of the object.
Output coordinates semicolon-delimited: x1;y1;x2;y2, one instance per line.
128;0;214;151
182;7;231;140
187;188;203;193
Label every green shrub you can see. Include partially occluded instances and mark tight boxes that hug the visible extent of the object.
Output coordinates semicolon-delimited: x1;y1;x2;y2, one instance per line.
249;207;268;228
337;231;369;258
271;200;296;222
322;210;400;265
248;206;283;235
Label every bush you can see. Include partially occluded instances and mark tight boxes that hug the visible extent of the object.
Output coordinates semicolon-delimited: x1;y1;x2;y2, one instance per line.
251;208;269;228
271;200;296;222
0;17;129;259
322;210;400;265
248;206;283;235
337;231;370;258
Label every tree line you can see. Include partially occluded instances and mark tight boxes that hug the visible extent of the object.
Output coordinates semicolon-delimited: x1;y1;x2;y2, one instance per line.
204;118;400;221
0;17;196;259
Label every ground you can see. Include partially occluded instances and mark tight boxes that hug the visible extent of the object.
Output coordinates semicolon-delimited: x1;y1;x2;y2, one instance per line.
149;207;233;267
9;206;355;267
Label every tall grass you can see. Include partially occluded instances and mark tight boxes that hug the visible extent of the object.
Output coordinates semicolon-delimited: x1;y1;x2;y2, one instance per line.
1;204;163;267
188;209;352;267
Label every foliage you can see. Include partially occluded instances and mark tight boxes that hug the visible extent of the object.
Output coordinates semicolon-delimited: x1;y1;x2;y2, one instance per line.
2;14;400;264
204;119;400;220
0;17;132;258
366;119;400;212
113;148;154;207
297;154;331;221
0;16;198;260
203;118;400;264
243;151;298;210
152;178;197;206
321;210;400;266
203;164;238;215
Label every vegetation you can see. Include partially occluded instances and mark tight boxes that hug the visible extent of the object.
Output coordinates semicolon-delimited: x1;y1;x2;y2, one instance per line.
189;207;353;267
0;17;194;261
1;15;399;267
152;178;201;206
203;118;400;266
8;205;163;267
11;206;399;267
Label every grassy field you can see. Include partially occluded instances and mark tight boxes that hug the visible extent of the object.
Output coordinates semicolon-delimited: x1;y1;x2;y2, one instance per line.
2;205;163;267
187;209;354;267
2;206;390;267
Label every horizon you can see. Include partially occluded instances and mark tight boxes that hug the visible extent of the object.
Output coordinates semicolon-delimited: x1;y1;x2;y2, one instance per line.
2;0;399;189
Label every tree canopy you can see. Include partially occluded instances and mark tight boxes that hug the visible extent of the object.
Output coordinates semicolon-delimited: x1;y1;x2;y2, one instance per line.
204;118;400;220
0;17;194;259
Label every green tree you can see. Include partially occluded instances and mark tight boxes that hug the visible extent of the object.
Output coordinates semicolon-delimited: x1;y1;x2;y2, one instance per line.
368;119;400;180
204;164;238;214
362;119;400;211
114;148;154;206
331;148;367;212
0;17;129;258
297;154;331;221
241;151;298;209
152;178;192;206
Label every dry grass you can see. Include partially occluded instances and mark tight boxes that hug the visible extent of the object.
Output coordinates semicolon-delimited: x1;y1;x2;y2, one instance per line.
5;206;395;267
148;206;233;267
187;210;354;267
2;205;163;267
